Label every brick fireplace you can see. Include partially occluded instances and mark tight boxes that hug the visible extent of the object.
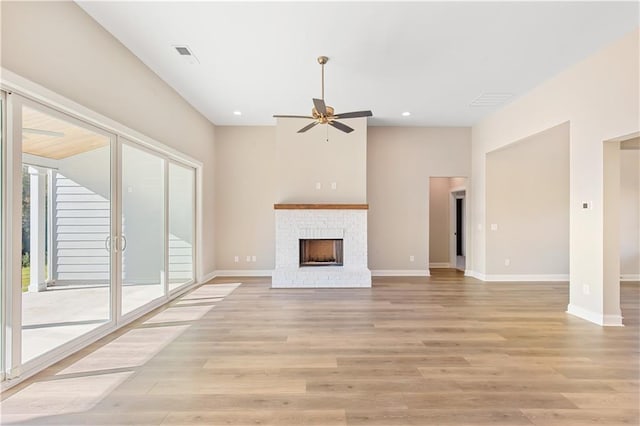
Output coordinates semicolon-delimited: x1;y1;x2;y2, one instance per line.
271;204;372;288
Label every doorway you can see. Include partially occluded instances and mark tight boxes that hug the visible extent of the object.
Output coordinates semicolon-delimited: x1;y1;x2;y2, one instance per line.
428;177;467;273
451;190;466;271
604;134;640;326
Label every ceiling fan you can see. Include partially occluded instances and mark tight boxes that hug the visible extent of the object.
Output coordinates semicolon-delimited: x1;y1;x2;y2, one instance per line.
273;56;373;134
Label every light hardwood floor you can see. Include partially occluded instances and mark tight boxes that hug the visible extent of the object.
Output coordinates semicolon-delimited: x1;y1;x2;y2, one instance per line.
1;271;638;425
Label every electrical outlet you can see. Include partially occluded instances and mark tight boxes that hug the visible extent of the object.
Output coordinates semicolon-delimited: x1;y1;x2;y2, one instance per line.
409;255;415;262
251;255;256;262
582;284;590;295
490;224;498;231
315;182;322;190
331;182;337;190
504;258;510;266
246;255;251;262
234;256;239;263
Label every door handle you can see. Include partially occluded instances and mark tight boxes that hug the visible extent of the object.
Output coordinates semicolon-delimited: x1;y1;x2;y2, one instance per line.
105;236;119;253
121;235;127;252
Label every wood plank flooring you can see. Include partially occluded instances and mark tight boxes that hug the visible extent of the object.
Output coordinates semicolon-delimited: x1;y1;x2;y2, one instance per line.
1;271;638;425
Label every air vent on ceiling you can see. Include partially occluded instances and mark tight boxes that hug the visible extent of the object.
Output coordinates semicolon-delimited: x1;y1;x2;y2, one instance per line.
173;45;199;64
469;92;513;107
175;46;191;56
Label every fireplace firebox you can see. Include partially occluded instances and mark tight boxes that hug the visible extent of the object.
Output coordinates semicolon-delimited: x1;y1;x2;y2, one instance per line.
299;239;343;267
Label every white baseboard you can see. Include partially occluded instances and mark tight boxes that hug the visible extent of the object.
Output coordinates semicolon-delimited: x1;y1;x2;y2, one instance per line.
199;270;217;284
621;274;640;282
464;270;486;281
214;270;273;277
483;274;569;282
371;270;430;277
602;314;625;326
566;304;624;326
429;263;451;268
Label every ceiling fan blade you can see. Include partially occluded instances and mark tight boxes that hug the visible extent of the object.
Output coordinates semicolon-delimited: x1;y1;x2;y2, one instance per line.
334;110;373;119
273;115;314;119
313;98;327;115
329;121;354;133
297;121;319;133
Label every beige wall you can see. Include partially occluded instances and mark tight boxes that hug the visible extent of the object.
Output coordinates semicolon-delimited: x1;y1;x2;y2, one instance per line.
214;125;470;273
368;127;471;271
214;126;276;271
486;123;569;276
429;178;452;264
620;147;640;277
471;29;639;323
275;118;367;203
1;1;217;277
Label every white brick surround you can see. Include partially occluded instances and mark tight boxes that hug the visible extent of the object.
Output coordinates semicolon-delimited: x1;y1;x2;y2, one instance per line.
272;208;372;288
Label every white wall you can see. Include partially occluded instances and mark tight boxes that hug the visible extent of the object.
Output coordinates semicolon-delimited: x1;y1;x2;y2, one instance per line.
620;146;640;279
368;127;471;272
1;1;217;278
471;29;639;324
485;123;569;277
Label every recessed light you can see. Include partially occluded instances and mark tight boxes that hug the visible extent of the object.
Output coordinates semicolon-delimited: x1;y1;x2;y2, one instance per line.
402;111;411;117
233;111;242;116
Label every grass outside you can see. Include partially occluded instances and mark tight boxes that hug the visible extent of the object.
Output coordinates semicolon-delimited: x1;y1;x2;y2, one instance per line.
22;265;48;292
22;266;29;292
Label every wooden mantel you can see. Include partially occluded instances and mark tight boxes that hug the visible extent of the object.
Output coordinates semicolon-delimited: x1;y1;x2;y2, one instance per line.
274;203;368;210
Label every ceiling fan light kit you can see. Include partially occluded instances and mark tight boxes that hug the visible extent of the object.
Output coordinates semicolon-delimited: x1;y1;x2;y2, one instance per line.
274;56;373;134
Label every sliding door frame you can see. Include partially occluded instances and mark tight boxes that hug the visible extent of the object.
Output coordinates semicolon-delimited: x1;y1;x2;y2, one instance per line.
0;90;7;381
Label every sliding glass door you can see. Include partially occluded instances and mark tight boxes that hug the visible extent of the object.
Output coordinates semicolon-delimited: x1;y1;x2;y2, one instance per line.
168;162;195;291
1;92;198;381
120;142;166;315
17;96;114;363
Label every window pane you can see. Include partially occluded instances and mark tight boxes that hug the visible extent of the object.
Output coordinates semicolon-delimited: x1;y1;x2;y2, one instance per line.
21;105;111;362
121;143;165;315
168;163;194;291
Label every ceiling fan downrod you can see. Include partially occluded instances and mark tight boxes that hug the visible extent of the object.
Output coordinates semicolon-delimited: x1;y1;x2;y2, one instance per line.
318;56;328;101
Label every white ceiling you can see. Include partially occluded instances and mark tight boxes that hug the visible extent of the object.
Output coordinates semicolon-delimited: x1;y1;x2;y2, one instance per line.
77;1;638;127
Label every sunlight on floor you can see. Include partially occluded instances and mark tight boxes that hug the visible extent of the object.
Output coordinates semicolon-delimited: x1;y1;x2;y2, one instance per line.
0;282;242;425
